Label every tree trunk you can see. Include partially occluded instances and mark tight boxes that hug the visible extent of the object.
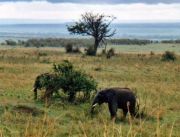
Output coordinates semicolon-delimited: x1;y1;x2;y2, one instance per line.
93;38;99;56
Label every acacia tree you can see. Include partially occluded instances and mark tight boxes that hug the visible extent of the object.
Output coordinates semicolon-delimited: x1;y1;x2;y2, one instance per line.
67;12;116;56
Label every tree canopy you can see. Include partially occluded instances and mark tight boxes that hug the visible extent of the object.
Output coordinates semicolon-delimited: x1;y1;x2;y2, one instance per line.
67;12;116;55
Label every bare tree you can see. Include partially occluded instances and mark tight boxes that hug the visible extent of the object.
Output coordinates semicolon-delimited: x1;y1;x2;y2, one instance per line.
67;12;116;56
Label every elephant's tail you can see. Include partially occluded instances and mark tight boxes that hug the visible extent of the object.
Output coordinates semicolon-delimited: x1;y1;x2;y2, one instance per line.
136;98;140;113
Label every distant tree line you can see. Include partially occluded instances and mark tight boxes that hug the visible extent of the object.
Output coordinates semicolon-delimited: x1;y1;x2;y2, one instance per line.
161;40;180;44
106;39;153;45
24;38;93;48
1;38;180;47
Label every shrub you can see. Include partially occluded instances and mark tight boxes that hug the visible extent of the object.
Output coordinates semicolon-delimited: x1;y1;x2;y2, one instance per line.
107;38;152;45
5;40;17;46
106;48;115;59
25;38;93;48
65;43;73;53
101;49;106;55
53;61;97;102
34;61;97;102
85;46;95;56
150;51;155;56
72;47;81;53
65;44;81;54
38;52;48;57
162;51;176;61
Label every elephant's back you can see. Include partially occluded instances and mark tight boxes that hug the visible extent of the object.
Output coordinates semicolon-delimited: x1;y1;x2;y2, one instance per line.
110;88;136;103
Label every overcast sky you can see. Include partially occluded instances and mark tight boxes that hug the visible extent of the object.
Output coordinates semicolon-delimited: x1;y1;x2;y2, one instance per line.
1;0;180;4
0;0;180;23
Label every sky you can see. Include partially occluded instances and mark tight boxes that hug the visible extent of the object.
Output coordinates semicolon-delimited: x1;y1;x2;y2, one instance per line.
0;0;180;23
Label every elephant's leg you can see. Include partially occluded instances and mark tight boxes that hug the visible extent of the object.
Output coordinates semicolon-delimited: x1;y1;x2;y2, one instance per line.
108;102;117;120
129;105;136;118
123;109;128;119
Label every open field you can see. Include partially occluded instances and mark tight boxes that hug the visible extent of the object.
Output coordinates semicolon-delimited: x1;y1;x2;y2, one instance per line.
1;43;180;54
0;47;180;137
107;43;180;54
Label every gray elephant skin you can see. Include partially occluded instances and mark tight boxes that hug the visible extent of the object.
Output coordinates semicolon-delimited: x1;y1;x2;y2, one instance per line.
91;87;136;119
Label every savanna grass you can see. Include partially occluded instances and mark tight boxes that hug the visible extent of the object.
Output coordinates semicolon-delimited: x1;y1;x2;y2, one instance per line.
0;47;179;137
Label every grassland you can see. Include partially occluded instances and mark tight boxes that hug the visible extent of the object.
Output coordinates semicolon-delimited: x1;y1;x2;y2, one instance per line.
107;43;180;54
0;45;179;137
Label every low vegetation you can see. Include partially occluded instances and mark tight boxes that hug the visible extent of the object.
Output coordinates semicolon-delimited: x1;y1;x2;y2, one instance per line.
161;51;177;61
65;43;81;54
5;39;17;46
24;38;93;48
107;38;153;45
106;48;115;59
53;61;97;102
33;61;97;102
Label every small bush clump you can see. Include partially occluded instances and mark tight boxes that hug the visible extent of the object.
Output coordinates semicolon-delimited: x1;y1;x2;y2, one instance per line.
53;61;97;102
101;49;106;55
85;46;95;56
72;47;81;53
34;60;97;102
161;51;176;61
5;40;17;46
65;44;81;54
150;51;155;56
106;48;115;59
65;43;73;53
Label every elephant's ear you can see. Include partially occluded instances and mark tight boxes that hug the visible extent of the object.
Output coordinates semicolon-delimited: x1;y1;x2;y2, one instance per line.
99;91;110;102
105;91;114;102
98;92;104;97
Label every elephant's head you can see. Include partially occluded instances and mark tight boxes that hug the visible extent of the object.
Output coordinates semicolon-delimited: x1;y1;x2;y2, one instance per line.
91;90;109;113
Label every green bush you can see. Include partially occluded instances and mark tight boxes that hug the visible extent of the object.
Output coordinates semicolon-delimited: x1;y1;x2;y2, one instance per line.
150;51;155;56
85;46;95;56
106;48;115;59
5;40;17;46
107;39;153;45
65;43;73;53
101;49;106;55
162;51;176;61
25;38;93;48
65;44;81;54
53;61;97;102
72;47;81;53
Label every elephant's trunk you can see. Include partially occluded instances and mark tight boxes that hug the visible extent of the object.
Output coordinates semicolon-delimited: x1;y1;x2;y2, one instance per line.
91;100;98;114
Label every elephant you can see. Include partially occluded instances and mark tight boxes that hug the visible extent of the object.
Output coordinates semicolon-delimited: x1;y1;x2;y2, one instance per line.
91;87;137;120
33;73;60;100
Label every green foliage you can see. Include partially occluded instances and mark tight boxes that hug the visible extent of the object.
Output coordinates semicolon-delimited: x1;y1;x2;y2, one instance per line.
101;49;106;55
65;43;73;53
161;51;176;61
5;39;17;46
67;12;116;55
150;51;155;56
65;43;81;54
85;46;96;56
53;61;97;102
106;48;115;59
161;39;180;44
72;47;81;53
107;38;153;45
24;38;93;48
